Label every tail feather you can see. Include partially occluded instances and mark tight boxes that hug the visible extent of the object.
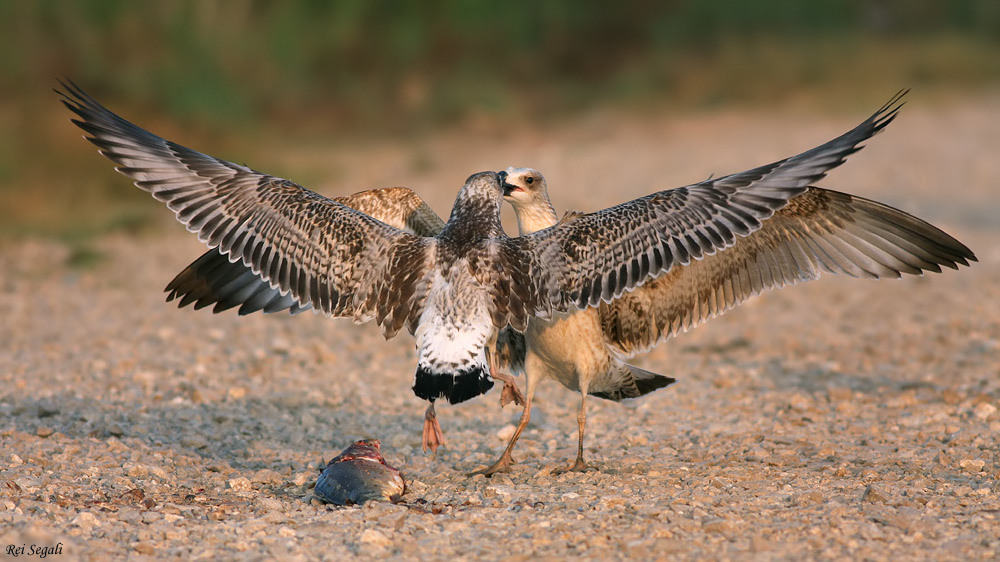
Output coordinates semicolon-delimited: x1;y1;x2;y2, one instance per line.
590;362;676;401
413;364;494;405
626;363;677;397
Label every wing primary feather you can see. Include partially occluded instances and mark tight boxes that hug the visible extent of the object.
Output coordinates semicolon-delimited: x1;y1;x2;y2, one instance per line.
59;82;434;330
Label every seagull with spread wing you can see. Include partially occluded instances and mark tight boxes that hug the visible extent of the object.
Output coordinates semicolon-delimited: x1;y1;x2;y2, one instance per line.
59;83;526;450
163;185;477;451
475;150;976;475
163;185;515;452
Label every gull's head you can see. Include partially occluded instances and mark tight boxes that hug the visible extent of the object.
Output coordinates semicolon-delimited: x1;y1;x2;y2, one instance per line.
499;167;548;210
458;170;505;200
451;172;507;228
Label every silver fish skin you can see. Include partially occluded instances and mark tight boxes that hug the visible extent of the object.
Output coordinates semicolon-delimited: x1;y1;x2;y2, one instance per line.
315;439;406;505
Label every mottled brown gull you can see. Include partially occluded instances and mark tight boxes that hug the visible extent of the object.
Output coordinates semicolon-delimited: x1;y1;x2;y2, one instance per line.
60;83;525;443
163;187;473;452
474;99;978;474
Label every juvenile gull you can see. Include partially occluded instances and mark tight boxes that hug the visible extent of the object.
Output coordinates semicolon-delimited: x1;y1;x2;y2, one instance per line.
164;188;513;451
477;167;678;475
476;99;978;474
60;86;975;469
59;84;525;444
164;187;475;451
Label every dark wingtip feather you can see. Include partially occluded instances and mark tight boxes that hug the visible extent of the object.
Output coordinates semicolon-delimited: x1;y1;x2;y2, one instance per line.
867;89;909;137
55;78;103;122
635;374;677;396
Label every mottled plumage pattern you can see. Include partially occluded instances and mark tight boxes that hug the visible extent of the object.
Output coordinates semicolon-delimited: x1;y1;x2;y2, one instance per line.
62;83;975;466
598;187;975;356
59;82;500;407
475;93;977;474
497;166;679;406
61;84;429;338
502;92;915;321
164;187;446;316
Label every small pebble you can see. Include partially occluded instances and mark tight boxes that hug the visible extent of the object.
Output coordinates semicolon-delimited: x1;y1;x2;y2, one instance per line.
228;477;253;492
974;402;997;421
359;528;391;546
959;459;986;473
496;424;517;441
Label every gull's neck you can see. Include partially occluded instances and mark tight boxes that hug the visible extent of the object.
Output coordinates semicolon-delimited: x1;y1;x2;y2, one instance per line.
442;191;505;243
512;199;559;235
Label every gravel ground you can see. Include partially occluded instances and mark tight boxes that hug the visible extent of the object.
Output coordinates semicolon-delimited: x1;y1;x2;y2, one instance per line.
2;93;999;561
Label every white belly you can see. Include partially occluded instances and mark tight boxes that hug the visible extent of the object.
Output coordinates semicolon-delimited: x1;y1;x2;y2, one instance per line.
414;268;494;372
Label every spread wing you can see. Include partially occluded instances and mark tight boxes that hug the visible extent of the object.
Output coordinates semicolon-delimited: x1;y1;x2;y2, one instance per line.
506;91;910;318
59;81;432;337
598;187;977;356
164;187;445;316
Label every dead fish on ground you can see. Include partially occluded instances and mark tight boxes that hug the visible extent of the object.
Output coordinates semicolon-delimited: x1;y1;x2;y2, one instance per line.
314;439;406;505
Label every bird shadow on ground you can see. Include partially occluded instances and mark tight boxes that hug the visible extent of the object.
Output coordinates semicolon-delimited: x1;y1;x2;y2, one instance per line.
0;391;424;470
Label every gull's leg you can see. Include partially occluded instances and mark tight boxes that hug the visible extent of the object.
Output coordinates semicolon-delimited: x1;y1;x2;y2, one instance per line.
469;397;531;476
487;347;525;407
554;391;590;473
469;357;540;476
422;401;445;453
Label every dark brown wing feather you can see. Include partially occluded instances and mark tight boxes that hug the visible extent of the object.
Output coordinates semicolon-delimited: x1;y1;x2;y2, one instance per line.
164;187;445;316
599;187;976;356
59;81;431;336
506;91;909;318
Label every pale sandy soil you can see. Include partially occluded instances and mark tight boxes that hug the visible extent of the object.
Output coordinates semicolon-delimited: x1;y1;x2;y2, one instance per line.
1;93;999;561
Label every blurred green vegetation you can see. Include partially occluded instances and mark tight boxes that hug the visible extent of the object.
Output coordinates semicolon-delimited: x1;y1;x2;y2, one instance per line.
2;0;998;241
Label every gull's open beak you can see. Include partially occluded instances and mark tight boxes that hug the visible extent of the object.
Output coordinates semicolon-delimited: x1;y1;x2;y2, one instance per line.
497;170;517;196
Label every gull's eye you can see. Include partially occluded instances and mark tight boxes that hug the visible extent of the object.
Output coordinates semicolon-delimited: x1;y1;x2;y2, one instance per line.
525;176;534;185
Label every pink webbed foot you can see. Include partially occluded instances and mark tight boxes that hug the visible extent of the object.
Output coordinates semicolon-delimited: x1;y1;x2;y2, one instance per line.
422;403;445;452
